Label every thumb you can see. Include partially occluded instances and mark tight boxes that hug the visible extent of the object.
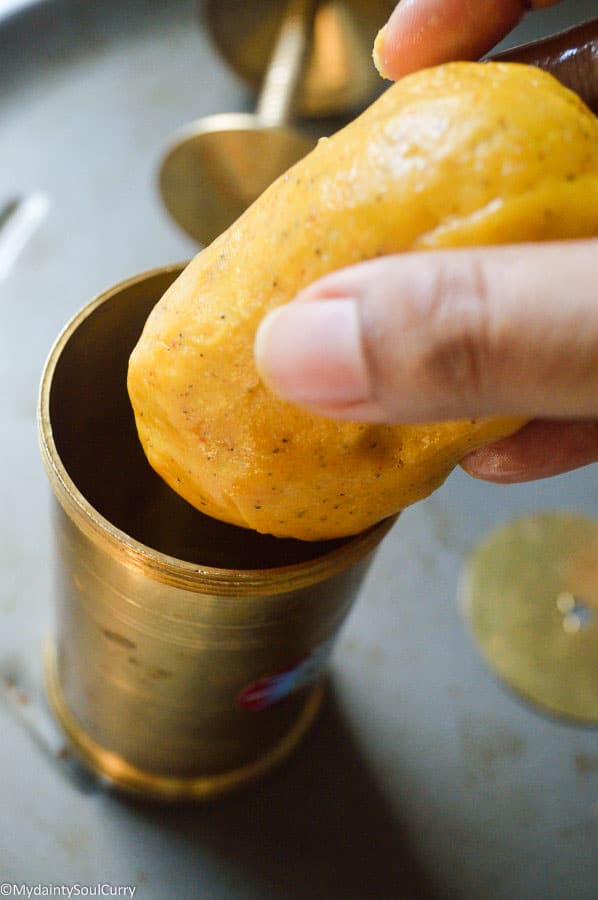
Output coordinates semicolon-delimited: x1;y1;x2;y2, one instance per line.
254;239;598;423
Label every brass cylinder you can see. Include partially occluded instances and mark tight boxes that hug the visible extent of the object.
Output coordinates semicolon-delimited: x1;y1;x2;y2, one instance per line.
38;265;395;800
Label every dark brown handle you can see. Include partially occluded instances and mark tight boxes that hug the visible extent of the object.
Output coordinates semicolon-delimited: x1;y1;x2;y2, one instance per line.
489;18;598;114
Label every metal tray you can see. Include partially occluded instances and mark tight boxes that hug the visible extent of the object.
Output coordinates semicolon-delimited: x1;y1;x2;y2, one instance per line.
1;1;597;897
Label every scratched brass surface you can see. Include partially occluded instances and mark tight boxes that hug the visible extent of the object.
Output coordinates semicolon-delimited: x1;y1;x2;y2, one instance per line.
38;265;395;798
45;642;325;801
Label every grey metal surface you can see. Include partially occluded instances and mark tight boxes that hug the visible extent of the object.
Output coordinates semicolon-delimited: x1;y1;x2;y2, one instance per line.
0;0;596;896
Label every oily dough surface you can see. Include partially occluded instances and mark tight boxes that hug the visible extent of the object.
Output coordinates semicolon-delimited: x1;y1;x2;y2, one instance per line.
128;62;598;541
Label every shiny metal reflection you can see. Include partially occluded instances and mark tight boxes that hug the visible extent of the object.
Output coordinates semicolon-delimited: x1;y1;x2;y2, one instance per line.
204;0;394;117
38;265;396;800
160;0;317;246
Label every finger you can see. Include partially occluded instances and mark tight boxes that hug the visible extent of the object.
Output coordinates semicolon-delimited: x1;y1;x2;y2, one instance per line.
254;239;598;423
462;419;598;481
374;0;562;80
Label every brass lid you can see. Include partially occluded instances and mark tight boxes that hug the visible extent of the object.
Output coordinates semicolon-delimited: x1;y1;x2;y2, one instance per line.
460;512;598;724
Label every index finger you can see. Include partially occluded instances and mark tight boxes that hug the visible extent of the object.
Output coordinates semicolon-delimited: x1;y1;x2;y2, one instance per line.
374;0;563;80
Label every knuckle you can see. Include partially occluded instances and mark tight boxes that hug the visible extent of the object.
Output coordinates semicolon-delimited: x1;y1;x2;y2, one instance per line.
416;256;494;408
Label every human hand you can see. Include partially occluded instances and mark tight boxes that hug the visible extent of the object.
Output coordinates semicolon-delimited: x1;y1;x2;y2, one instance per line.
254;0;598;484
373;0;562;82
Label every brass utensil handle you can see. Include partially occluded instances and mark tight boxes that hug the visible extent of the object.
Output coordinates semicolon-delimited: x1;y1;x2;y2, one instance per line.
256;0;317;127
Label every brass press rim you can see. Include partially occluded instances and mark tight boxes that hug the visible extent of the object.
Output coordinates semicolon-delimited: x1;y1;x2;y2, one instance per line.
38;263;397;596
45;641;324;801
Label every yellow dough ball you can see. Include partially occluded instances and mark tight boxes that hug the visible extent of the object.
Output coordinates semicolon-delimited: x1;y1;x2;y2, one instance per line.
128;62;598;540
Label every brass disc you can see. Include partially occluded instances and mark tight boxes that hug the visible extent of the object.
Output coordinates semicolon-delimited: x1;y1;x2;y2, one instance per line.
159;113;316;245
202;0;394;117
460;512;598;724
